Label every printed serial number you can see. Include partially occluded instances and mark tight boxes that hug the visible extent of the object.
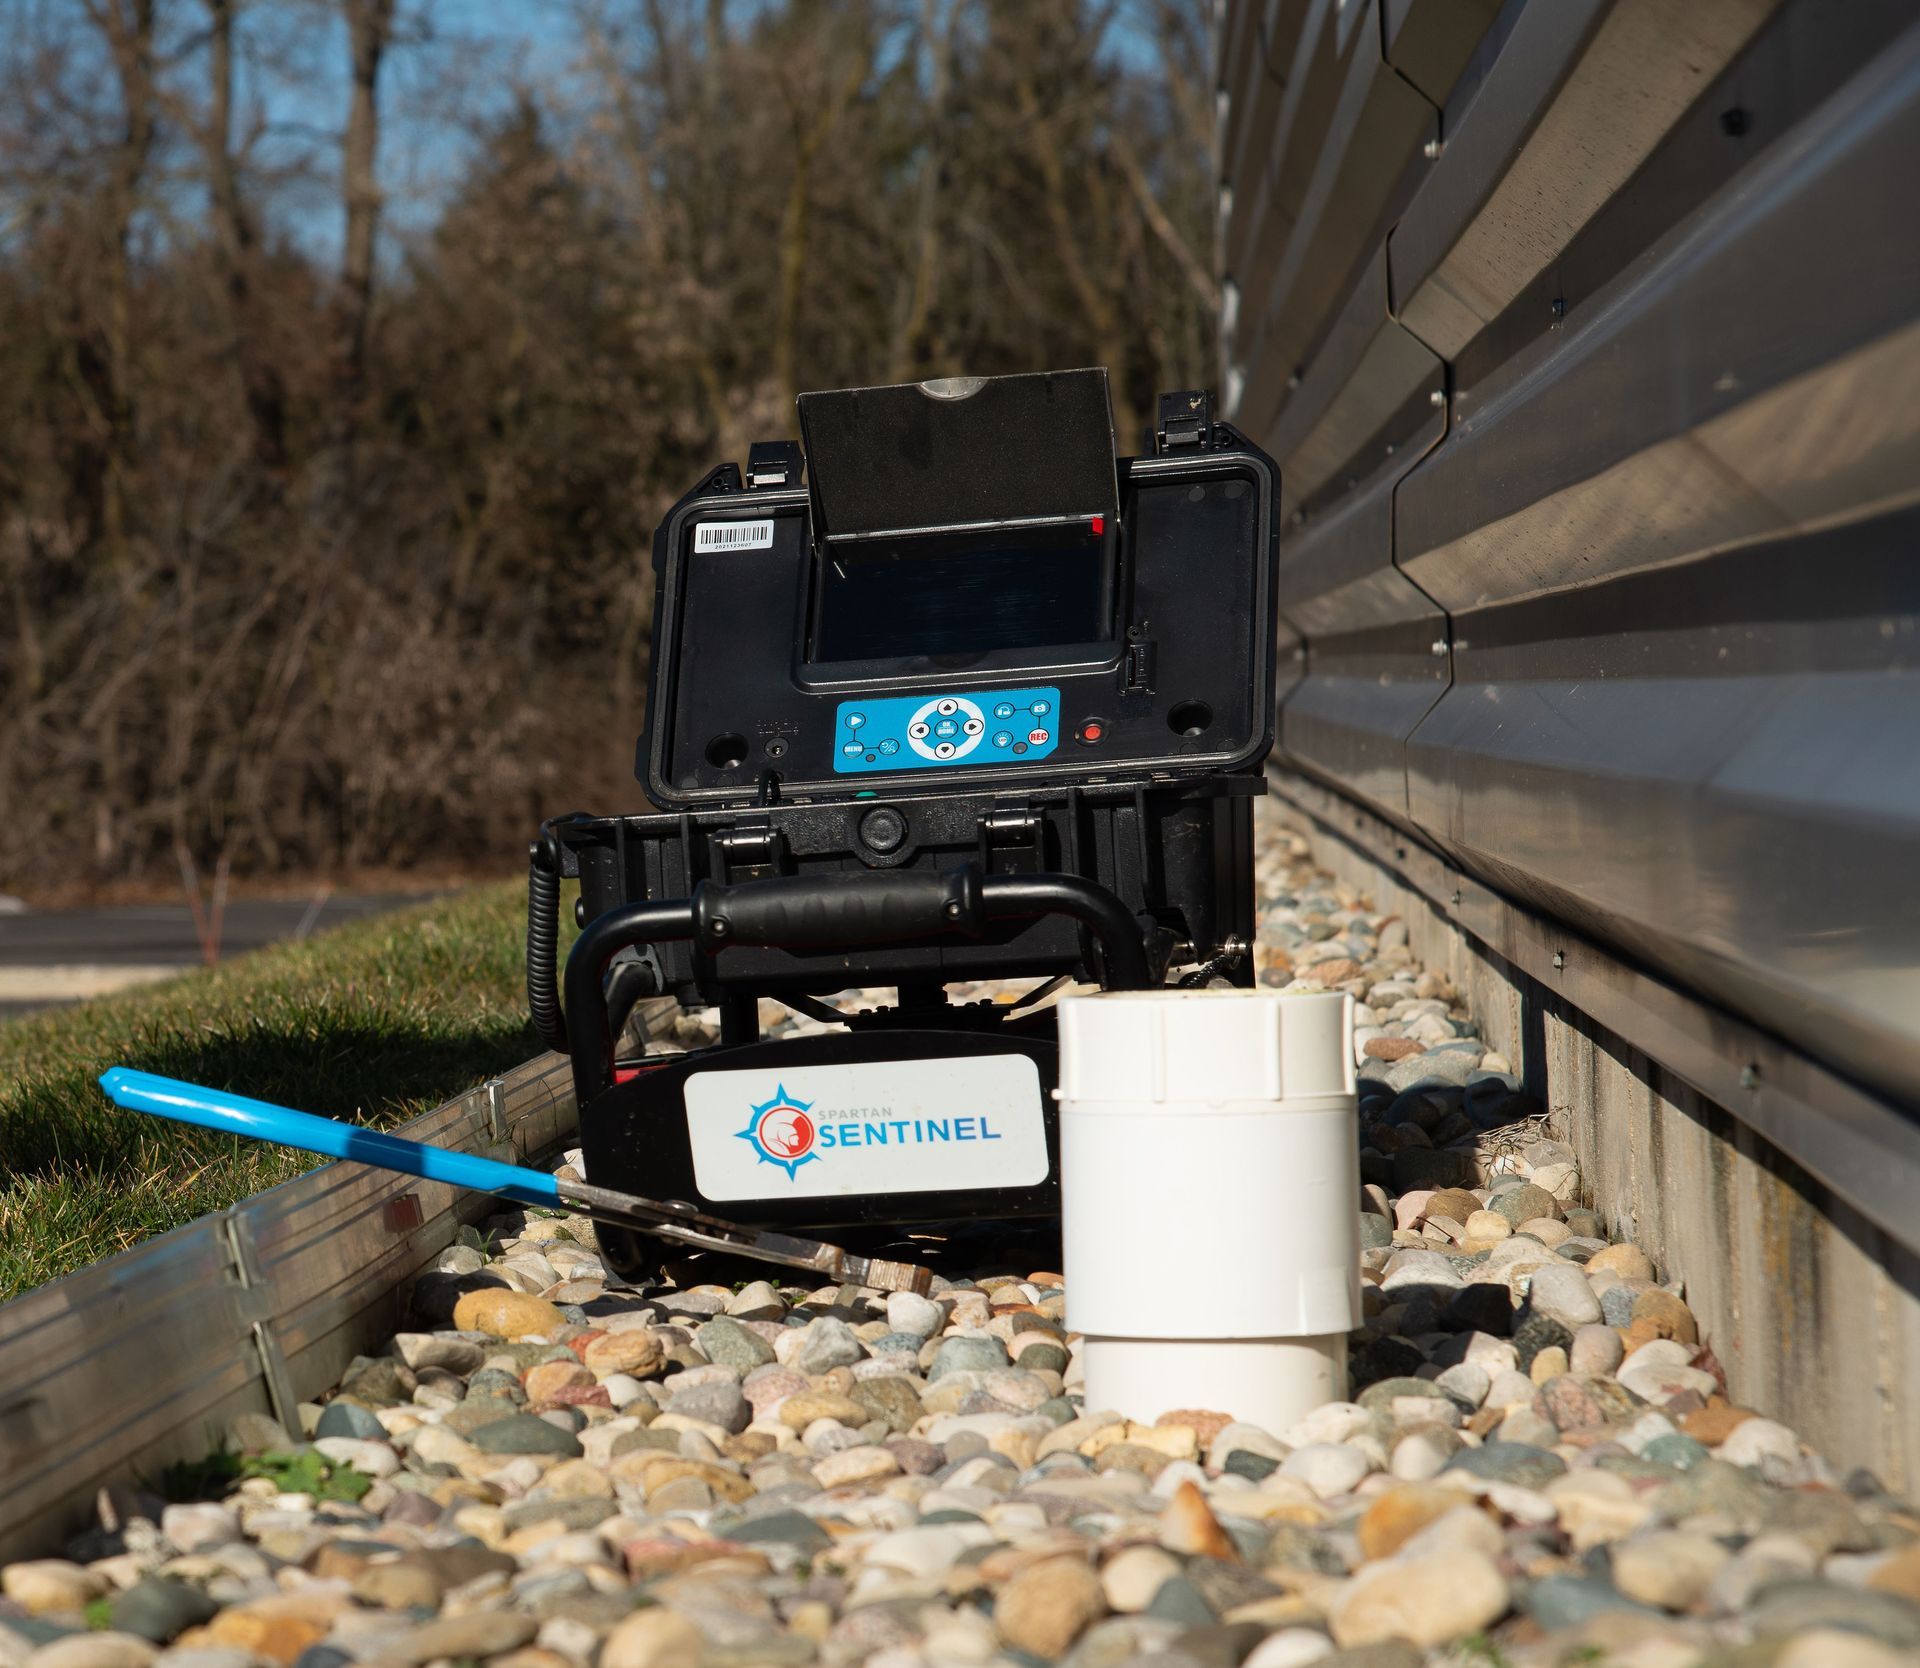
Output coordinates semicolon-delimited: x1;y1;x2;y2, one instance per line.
694;519;775;551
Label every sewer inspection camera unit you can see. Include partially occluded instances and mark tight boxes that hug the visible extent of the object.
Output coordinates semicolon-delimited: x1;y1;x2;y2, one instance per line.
525;369;1280;1280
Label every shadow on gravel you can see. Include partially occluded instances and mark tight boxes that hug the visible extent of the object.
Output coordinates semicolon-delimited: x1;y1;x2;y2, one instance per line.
595;1220;1070;1301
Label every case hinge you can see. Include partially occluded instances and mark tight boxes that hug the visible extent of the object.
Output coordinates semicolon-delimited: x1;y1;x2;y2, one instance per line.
711;821;788;883
977;805;1046;875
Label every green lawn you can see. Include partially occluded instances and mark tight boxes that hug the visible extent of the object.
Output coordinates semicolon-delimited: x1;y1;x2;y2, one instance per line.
0;881;551;1301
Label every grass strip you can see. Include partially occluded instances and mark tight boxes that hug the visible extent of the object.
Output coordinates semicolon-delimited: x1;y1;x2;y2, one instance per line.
0;881;549;1300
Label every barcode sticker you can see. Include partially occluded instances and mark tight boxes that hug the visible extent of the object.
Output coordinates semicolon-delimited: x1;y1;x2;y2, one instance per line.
694;519;775;552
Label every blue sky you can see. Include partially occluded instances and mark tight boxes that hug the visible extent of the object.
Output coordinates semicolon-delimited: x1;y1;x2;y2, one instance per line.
245;0;575;256
229;0;1172;261
4;0;1177;266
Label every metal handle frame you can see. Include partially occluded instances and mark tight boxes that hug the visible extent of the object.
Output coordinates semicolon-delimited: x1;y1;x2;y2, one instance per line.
561;865;1153;1106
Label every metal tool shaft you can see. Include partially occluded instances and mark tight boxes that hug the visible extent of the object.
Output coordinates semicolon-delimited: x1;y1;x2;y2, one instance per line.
98;1068;932;1293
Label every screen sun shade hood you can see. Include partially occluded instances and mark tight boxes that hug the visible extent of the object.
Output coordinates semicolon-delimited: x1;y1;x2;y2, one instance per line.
797;368;1120;544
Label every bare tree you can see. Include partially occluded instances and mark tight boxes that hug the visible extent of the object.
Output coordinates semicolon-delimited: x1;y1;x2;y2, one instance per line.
201;0;288;473
87;0;158;555
887;0;955;381
770;10;875;408
334;0;394;447
0;0;1218;896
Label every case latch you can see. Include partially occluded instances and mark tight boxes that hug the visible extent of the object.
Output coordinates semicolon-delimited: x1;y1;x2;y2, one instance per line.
746;441;804;489
1123;624;1157;694
1156;390;1214;453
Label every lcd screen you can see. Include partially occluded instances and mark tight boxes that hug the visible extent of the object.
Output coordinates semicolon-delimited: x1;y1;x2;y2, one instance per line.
810;523;1113;662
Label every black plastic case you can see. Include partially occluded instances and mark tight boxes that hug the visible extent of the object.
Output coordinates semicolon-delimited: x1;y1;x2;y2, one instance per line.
641;372;1277;808
529;374;1280;1256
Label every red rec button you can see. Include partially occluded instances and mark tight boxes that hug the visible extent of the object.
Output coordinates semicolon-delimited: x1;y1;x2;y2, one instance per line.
1028;728;1049;745
1080;722;1104;742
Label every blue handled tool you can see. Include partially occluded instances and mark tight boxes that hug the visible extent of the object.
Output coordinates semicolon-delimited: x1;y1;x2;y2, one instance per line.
98;1068;931;1292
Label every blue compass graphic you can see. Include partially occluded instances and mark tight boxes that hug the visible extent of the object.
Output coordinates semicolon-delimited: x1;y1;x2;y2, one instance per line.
735;1085;821;1180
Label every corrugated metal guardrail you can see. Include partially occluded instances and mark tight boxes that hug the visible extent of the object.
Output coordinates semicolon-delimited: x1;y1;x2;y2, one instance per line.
1219;0;1920;1117
0;1053;577;1565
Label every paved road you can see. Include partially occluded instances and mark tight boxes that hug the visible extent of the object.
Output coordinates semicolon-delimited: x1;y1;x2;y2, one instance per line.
0;892;437;1020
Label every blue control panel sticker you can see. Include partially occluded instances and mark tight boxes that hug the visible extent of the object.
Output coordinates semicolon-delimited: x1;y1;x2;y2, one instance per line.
833;687;1062;773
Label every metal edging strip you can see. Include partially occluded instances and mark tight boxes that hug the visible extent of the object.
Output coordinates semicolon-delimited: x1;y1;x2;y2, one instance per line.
1267;765;1920;1261
0;1024;689;1564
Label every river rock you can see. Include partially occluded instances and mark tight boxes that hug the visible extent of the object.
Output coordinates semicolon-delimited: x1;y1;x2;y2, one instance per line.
107;1580;220;1644
1718;1416;1800;1470
1380;1250;1464;1294
598;1608;704;1668
374;1610;538;1665
665;1381;750;1434
848;1376;924;1433
775;1391;867;1430
1609;1529;1731;1610
3;1561;108;1615
1746;1580;1920;1648
1586;1243;1654;1282
1101;1546;1182;1613
27;1634;157;1668
1626;1289;1698;1347
1776;1630;1917;1668
994;1555;1107;1657
1569;1324;1625;1376
1357;1484;1466;1561
1511;1313;1572;1374
929;1336;1009;1379
1280;1443;1371;1499
466;1414;583;1457
789;1318;863;1375
451;1290;566;1339
1524;1265;1602;1329
694;1317;775;1372
1446;1442;1566;1490
1491;1184;1557;1228
884;1291;943;1338
1329;1548;1509;1648
582;1330;664;1377
812;1447;900;1488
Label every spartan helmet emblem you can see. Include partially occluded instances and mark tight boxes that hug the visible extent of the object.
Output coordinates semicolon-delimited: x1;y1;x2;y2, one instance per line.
735;1085;821;1180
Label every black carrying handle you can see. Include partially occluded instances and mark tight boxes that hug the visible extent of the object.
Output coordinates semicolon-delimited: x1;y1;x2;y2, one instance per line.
696;868;981;951
563;865;1152;1105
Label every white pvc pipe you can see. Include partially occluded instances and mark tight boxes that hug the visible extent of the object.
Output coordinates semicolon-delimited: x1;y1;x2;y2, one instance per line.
1057;989;1359;1434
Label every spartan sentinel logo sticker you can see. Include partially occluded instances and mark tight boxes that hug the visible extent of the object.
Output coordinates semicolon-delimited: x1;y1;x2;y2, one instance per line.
732;1080;1010;1184
735;1085;819;1180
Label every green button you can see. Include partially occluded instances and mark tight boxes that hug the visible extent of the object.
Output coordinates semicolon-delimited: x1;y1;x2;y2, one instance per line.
855;790;877;799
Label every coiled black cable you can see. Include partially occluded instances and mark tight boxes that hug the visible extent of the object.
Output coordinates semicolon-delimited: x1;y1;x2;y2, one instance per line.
527;850;567;1053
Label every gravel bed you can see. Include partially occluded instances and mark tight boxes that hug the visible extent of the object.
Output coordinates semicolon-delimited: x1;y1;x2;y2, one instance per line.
4;830;1918;1668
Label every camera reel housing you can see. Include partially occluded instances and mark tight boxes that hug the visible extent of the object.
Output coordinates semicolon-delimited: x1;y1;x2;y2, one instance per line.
529;370;1279;1274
